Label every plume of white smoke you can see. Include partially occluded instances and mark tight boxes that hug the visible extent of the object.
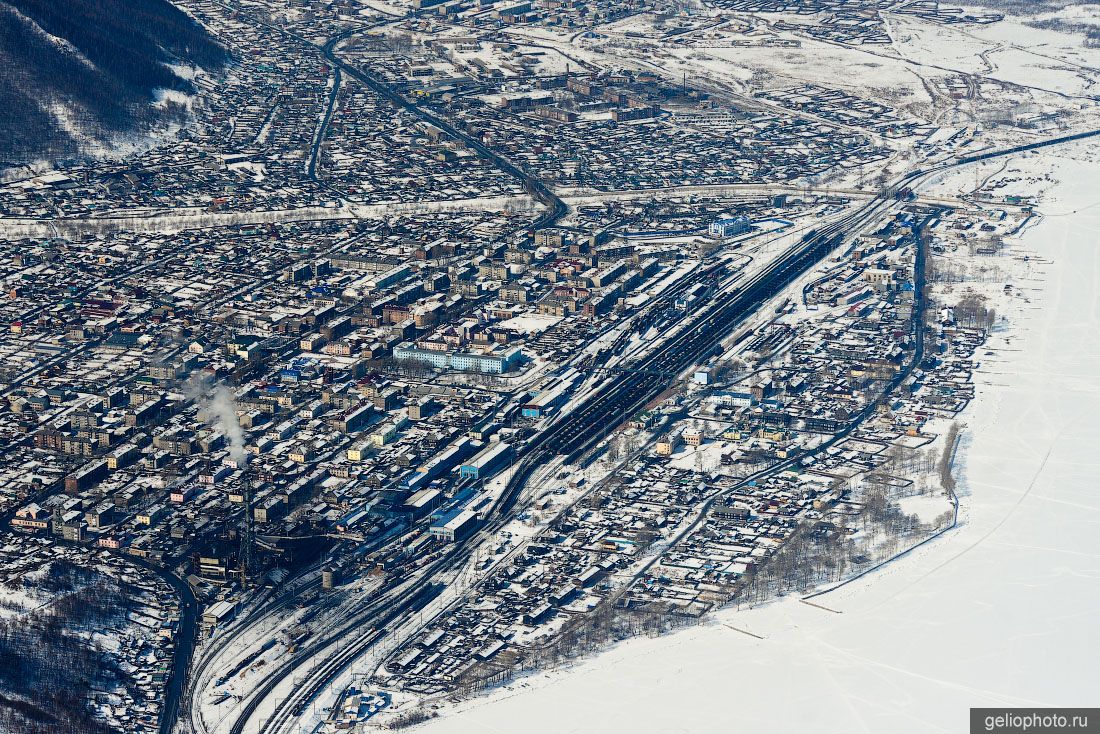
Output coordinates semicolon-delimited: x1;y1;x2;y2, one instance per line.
187;376;248;464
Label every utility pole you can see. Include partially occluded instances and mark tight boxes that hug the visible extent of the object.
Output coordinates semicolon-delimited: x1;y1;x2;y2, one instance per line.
239;474;256;589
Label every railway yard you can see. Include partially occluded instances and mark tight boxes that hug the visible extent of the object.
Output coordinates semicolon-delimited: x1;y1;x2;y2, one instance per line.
1;0;1097;732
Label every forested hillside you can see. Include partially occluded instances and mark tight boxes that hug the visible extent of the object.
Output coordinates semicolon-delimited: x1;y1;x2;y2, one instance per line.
0;0;227;168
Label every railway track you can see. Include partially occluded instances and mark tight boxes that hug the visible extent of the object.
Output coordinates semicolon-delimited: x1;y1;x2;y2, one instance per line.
200;12;1100;733
253;584;442;734
224;152;1044;734
203;166;911;734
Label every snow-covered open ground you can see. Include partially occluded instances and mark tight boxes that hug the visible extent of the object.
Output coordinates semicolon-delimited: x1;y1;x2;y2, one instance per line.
412;145;1100;734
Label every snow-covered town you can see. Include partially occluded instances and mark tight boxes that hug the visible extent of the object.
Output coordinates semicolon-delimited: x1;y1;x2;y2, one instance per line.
0;0;1098;733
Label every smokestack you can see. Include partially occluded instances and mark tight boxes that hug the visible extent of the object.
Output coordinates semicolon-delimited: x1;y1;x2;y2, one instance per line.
239;473;255;588
185;376;256;587
187;376;248;465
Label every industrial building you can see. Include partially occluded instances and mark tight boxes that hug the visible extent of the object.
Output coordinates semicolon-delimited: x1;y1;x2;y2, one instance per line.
429;508;479;542
459;441;513;479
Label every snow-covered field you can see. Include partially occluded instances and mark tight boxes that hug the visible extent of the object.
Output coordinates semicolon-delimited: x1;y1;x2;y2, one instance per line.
411;145;1100;734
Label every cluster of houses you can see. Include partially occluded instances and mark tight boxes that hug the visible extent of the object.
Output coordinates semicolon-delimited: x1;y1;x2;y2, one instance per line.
0;0;1035;720
370;198;1024;698
711;0;1000;46
454;73;888;192
312;81;524;203
758;84;929;140
0;538;179;733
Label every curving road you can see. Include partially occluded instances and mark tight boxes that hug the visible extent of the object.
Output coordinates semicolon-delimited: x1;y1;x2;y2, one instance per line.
178;8;1100;733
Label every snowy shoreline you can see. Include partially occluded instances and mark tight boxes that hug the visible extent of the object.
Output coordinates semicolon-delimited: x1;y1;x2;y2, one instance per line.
402;144;1100;734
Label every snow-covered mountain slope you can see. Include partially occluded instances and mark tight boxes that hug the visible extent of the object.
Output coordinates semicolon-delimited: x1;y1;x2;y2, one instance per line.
0;0;227;168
